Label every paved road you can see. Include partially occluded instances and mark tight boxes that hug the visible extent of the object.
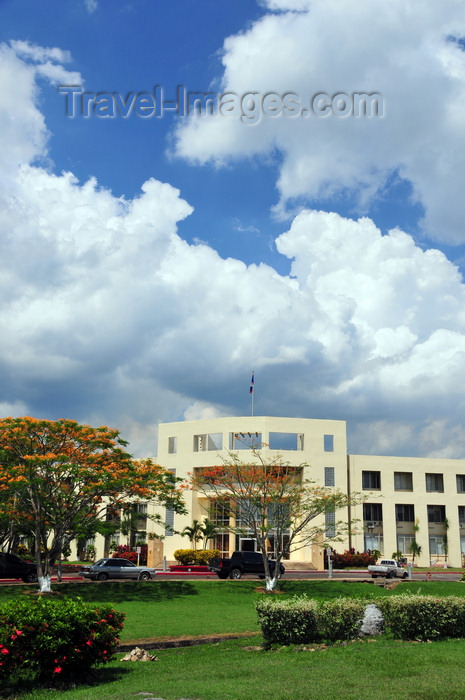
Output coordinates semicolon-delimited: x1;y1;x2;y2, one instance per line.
1;570;462;585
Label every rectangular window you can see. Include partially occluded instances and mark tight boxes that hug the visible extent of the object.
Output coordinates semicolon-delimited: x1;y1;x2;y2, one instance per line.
324;467;335;487
429;536;445;556
362;471;381;490
426;473;444;493
194;433;223;452
269;432;304;451
132;502;147;515
457;475;465;493
395;504;415;522
165;469;176;536
168;436;177;454
397;534;414;554
363;503;383;523
325;510;336;537
209;500;230;527
427;505;446;523
394;472;413;491
364;533;383;552
324;434;334;452
229;432;262;450
459;506;465;524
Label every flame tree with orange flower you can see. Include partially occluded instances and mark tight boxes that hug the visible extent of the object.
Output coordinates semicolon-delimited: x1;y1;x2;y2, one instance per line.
0;417;186;592
190;444;361;590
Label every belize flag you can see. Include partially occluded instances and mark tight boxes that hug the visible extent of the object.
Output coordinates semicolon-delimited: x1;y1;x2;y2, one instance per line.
249;371;255;394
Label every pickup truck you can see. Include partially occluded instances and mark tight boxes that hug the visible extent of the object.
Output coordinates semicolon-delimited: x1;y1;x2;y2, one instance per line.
368;559;408;579
208;551;285;580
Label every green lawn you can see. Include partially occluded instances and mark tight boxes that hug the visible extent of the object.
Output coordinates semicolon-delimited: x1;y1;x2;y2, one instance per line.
3;579;465;699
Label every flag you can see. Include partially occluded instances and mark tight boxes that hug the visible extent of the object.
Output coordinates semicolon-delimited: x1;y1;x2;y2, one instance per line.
249;371;254;394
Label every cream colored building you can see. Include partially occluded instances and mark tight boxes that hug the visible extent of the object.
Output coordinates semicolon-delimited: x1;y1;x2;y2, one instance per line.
91;416;465;569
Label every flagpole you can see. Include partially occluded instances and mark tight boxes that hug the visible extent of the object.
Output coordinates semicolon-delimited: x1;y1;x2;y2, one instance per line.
250;371;255;416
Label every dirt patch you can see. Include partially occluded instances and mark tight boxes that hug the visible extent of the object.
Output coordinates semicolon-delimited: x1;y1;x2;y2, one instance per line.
118;631;261;652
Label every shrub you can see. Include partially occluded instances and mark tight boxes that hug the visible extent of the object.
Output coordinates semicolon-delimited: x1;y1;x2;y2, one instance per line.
173;549;197;565
316;599;365;642
0;597;124;686
112;544;147;565
173;549;221;565
377;595;465;641
255;596;365;646
194;549;221;565
256;596;319;646
326;548;378;569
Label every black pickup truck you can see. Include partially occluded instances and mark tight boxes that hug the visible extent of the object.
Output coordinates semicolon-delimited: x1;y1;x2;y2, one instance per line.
208;551;285;580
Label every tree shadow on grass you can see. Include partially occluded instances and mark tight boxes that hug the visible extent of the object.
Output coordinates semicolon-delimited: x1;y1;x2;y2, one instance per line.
1;665;132;698
54;580;200;603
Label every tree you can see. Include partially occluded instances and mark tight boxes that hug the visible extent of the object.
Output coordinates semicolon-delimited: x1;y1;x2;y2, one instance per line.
189;445;361;590
200;518;219;549
0;417;186;592
181;519;204;549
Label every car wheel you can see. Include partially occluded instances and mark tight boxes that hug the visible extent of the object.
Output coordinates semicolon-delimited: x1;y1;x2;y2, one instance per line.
229;568;242;579
23;572;38;583
403;572;408;579
97;572;109;581
387;571;395;579
218;572;228;579
138;571;151;581
258;574;265;579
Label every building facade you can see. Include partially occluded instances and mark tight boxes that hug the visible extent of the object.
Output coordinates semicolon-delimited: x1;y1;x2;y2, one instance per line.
89;416;465;569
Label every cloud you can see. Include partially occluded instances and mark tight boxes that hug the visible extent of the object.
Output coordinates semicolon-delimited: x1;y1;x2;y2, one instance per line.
173;0;465;244
2;39;465;458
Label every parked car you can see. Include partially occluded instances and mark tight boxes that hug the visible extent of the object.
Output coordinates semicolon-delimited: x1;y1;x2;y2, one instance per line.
80;558;156;581
368;559;408;579
208;551;285;580
0;552;38;583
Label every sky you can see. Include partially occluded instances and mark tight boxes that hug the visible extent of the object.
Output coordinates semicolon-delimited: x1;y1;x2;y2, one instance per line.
1;0;465;458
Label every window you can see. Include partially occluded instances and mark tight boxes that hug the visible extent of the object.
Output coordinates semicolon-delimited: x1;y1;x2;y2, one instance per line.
459;506;465;524
364;533;383;552
427;505;446;523
395;504;415;522
168;436;177;454
325;510;336;537
362;471;381;490
324;434;334;452
429;536;445;556
457;475;465;493
230;432;262;450
426;473;444;493
165;469;176;536
269;432;304;451
394;472;413;491
194;433;223;452
209;500;230;526
397;535;414;554
363;503;383;523
324;467;335;487
132;502;147;515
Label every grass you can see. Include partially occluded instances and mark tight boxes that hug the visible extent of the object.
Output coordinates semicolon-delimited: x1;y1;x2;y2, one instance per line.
3;579;465;698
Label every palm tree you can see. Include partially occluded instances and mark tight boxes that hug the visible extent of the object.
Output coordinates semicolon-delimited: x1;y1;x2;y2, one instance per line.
200;519;219;549
181;520;203;549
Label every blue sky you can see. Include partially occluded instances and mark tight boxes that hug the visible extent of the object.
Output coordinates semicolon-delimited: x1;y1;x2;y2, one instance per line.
2;0;465;458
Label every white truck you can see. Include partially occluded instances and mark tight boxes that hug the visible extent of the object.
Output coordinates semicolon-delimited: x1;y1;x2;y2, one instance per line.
367;559;408;579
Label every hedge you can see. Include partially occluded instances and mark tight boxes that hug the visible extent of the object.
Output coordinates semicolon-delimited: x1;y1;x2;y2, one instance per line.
173;549;221;565
256;594;465;646
255;596;365;645
376;595;465;641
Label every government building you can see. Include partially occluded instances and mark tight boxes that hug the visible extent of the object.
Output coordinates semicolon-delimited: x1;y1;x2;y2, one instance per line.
93;416;465;569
